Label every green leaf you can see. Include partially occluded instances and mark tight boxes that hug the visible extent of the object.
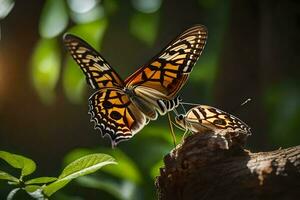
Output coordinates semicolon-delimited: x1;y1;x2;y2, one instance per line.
64;148;142;184
63;19;108;103
31;38;60;104
130;11;159;46
25;185;42;193
39;0;68;38
7;188;20;200
43;153;116;196
59;154;116;180
0;170;19;182
0;151;36;178
25;177;57;185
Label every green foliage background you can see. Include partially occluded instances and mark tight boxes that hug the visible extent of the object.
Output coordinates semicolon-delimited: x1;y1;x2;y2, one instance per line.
0;0;299;199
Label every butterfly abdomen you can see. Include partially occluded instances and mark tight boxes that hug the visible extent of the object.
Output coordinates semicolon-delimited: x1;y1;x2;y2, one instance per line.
160;97;181;113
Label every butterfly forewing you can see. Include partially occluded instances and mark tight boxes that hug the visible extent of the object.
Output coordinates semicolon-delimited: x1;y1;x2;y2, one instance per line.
63;34;124;89
185;105;251;135
125;25;208;99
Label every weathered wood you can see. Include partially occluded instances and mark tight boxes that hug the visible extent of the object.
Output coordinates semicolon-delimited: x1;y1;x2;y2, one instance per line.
155;131;300;200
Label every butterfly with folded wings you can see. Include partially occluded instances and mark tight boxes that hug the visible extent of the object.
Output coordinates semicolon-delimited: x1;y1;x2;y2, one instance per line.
174;105;251;137
63;25;208;146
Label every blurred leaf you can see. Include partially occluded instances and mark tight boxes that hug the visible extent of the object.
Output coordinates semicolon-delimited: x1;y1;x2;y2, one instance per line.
66;19;107;47
77;176;137;200
150;160;163;179
64;148;142;184
131;0;162;13
70;5;104;24
25;177;57;185
0;151;36;178
130;11;159;46
103;0;119;15
264;83;300;146
7;188;20;200
39;0;68;38
190;59;217;84
63;57;86;104
68;0;105;24
67;0;98;13
137;125;182;145
63;19;107;103
63;148;93;164
0;0;15;19
100;149;142;184
0;170;19;182
76;176;124;200
31;38;60;104
43;153;116;196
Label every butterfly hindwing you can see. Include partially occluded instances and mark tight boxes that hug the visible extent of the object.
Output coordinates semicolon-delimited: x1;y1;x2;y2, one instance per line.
63;34;124;89
88;89;148;146
125;25;208;99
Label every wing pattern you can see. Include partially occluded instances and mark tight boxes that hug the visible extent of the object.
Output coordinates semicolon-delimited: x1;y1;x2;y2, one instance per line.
88;90;147;146
126;25;208;98
64;34;123;89
185;105;251;135
63;25;208;146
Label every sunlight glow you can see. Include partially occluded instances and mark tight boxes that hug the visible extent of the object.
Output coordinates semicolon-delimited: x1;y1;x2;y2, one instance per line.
0;0;15;19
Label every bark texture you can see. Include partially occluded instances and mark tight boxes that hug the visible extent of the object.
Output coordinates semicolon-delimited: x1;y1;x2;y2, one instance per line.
155;131;300;200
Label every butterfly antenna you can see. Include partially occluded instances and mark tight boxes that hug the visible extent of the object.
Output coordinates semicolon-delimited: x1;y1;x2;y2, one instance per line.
241;98;252;106
167;112;177;148
180;102;201;106
231;98;252;114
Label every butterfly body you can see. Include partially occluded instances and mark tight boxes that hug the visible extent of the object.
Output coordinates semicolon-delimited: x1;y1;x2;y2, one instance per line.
175;105;251;136
63;25;208;146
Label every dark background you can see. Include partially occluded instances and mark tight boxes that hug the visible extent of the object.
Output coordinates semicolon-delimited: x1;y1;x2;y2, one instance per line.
0;0;299;199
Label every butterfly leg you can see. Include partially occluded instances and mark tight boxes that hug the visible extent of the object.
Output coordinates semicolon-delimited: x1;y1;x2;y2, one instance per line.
167;112;177;148
181;128;192;143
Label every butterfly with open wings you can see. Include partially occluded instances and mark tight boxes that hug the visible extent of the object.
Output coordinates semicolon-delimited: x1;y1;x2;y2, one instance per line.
63;25;208;146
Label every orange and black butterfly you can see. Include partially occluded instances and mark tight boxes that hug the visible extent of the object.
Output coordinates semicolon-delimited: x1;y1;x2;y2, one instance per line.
63;25;208;146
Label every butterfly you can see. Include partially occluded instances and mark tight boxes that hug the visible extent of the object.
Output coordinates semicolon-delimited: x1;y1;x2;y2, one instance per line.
63;25;208;146
174;105;251;137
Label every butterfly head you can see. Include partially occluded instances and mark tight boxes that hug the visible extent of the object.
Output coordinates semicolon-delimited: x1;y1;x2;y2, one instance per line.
175;114;186;129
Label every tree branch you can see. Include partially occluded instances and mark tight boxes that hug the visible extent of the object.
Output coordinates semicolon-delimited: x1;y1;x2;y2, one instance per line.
155;131;300;200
